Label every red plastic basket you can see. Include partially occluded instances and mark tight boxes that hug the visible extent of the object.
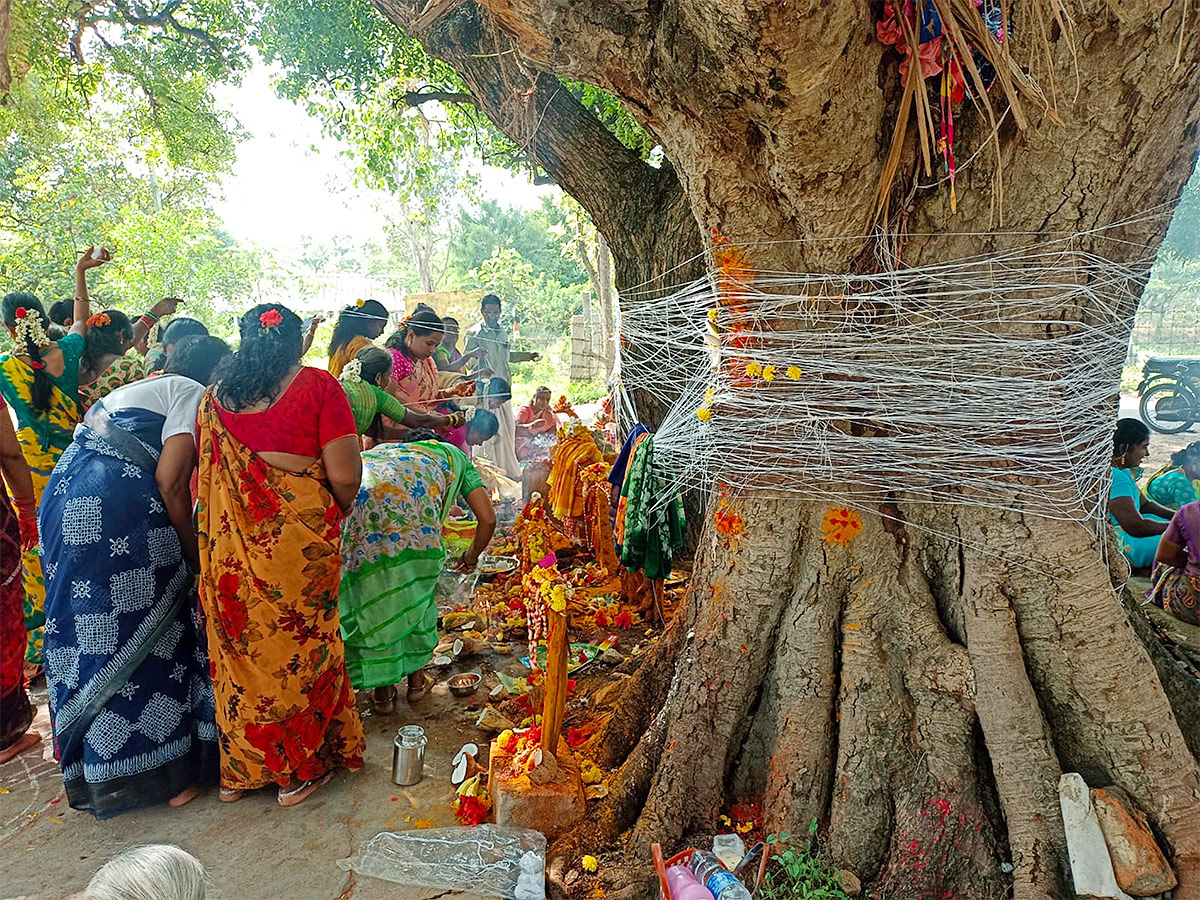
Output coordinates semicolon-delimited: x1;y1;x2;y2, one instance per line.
658;845;766;899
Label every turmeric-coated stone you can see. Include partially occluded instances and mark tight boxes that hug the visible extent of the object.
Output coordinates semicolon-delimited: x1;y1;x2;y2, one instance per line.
1092;786;1176;897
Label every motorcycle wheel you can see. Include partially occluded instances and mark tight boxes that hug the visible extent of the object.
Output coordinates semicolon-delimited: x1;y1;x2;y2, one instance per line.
1140;381;1199;434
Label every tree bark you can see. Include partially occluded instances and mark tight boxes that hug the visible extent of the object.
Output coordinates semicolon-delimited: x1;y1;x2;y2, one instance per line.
369;0;706;428
371;0;1200;895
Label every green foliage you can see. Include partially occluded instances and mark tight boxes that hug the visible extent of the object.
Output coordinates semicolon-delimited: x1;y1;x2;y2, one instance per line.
255;0;657;190
461;246;585;340
0;0;266;333
0;83;264;327
568;379;607;403
758;824;851;900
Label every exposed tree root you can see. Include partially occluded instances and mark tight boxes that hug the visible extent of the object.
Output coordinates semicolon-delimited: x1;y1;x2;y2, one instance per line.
586;613;682;770
544;493;1200;900
1121;587;1200;761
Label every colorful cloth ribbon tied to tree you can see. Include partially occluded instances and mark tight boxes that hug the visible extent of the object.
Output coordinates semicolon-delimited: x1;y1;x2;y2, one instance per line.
876;0;1006;212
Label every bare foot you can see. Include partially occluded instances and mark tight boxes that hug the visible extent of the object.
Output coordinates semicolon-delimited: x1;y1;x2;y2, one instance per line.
278;771;333;808
0;731;41;764
218;788;244;804
406;671;432;703
168;785;204;808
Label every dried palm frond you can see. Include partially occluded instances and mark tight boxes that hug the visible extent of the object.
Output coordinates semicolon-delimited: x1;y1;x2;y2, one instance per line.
874;0;1065;229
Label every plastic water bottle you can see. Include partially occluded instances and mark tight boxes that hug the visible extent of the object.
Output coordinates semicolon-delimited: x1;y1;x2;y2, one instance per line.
687;850;752;900
666;864;715;900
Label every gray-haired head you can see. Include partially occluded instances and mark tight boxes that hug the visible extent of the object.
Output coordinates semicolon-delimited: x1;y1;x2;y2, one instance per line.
86;844;207;900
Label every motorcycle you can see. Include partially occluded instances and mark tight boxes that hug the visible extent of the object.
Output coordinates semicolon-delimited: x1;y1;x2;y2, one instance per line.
1138;356;1200;434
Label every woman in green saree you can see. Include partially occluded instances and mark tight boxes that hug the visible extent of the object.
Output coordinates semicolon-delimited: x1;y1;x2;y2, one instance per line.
0;249;108;666
338;424;497;713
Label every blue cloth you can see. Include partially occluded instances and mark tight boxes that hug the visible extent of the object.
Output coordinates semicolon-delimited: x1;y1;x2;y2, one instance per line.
39;405;217;818
608;424;651;556
1109;466;1167;569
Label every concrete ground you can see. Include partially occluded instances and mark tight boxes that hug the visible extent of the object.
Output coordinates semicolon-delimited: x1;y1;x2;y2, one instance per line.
1;674;503;900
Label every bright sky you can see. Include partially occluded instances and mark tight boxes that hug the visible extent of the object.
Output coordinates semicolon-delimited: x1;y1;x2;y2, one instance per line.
212;61;554;260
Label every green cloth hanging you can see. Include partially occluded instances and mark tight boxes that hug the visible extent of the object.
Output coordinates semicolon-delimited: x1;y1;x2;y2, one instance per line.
618;435;686;579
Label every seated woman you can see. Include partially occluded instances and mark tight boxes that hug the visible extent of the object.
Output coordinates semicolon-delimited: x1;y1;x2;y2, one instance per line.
339;412;499;713
327;299;388;377
515;386;559;462
1109;417;1173;569
39;335;231;817
1149;500;1200;625
198;304;365;808
1146;442;1200;511
339;346;464;440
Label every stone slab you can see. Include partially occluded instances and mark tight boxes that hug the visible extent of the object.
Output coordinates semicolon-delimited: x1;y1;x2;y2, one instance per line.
489;738;585;841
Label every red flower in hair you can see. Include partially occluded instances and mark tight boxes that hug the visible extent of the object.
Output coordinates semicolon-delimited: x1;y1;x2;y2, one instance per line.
86;312;111;328
259;309;284;329
14;307;26;319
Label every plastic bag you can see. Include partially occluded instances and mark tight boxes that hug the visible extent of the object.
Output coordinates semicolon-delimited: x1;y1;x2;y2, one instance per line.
337;825;546;900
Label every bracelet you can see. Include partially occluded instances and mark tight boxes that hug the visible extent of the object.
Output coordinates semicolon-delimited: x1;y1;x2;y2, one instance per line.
141;311;161;324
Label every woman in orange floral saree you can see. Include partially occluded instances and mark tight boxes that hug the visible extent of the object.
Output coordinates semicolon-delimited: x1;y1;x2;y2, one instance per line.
196;304;365;808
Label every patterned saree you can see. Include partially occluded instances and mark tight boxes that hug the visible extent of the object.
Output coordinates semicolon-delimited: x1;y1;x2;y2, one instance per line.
0;333;85;664
195;394;365;791
39;402;218;817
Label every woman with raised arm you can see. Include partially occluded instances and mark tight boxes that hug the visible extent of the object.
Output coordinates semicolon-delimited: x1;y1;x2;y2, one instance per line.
0;248;108;670
198;304;365;808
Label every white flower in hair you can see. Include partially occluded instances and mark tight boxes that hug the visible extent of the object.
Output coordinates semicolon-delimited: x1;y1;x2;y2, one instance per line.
12;307;50;351
340;357;364;384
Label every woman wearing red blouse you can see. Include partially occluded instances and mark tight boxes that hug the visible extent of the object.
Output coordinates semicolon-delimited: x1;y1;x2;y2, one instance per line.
195;303;366;809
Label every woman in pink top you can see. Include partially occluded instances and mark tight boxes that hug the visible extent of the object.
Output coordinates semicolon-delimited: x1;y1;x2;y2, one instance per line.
1150;500;1200;625
384;305;472;410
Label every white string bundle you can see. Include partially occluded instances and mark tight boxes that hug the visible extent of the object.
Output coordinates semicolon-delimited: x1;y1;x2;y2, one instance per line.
616;234;1151;522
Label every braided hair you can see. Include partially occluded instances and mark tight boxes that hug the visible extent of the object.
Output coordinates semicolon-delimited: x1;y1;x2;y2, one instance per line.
214;303;303;411
81;310;134;374
2;293;53;411
329;300;388;358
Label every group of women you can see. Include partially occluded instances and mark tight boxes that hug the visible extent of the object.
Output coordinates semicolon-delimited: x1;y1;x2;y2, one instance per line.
0;254;498;817
1109;417;1200;626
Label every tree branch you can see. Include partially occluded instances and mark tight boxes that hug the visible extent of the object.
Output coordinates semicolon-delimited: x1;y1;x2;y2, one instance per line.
371;0;689;256
404;89;478;107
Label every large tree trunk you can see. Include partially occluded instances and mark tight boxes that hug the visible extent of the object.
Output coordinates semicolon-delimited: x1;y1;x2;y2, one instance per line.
372;0;1200;896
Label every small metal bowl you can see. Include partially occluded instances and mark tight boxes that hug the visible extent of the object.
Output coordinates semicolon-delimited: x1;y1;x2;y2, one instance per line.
448;673;482;697
478;555;518;576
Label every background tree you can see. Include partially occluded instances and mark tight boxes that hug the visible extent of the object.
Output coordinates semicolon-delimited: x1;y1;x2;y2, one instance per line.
366;2;1200;899
0;0;263;332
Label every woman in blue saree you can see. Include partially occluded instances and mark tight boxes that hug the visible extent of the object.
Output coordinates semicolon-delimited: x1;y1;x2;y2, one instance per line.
1108;418;1173;569
38;336;230;817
